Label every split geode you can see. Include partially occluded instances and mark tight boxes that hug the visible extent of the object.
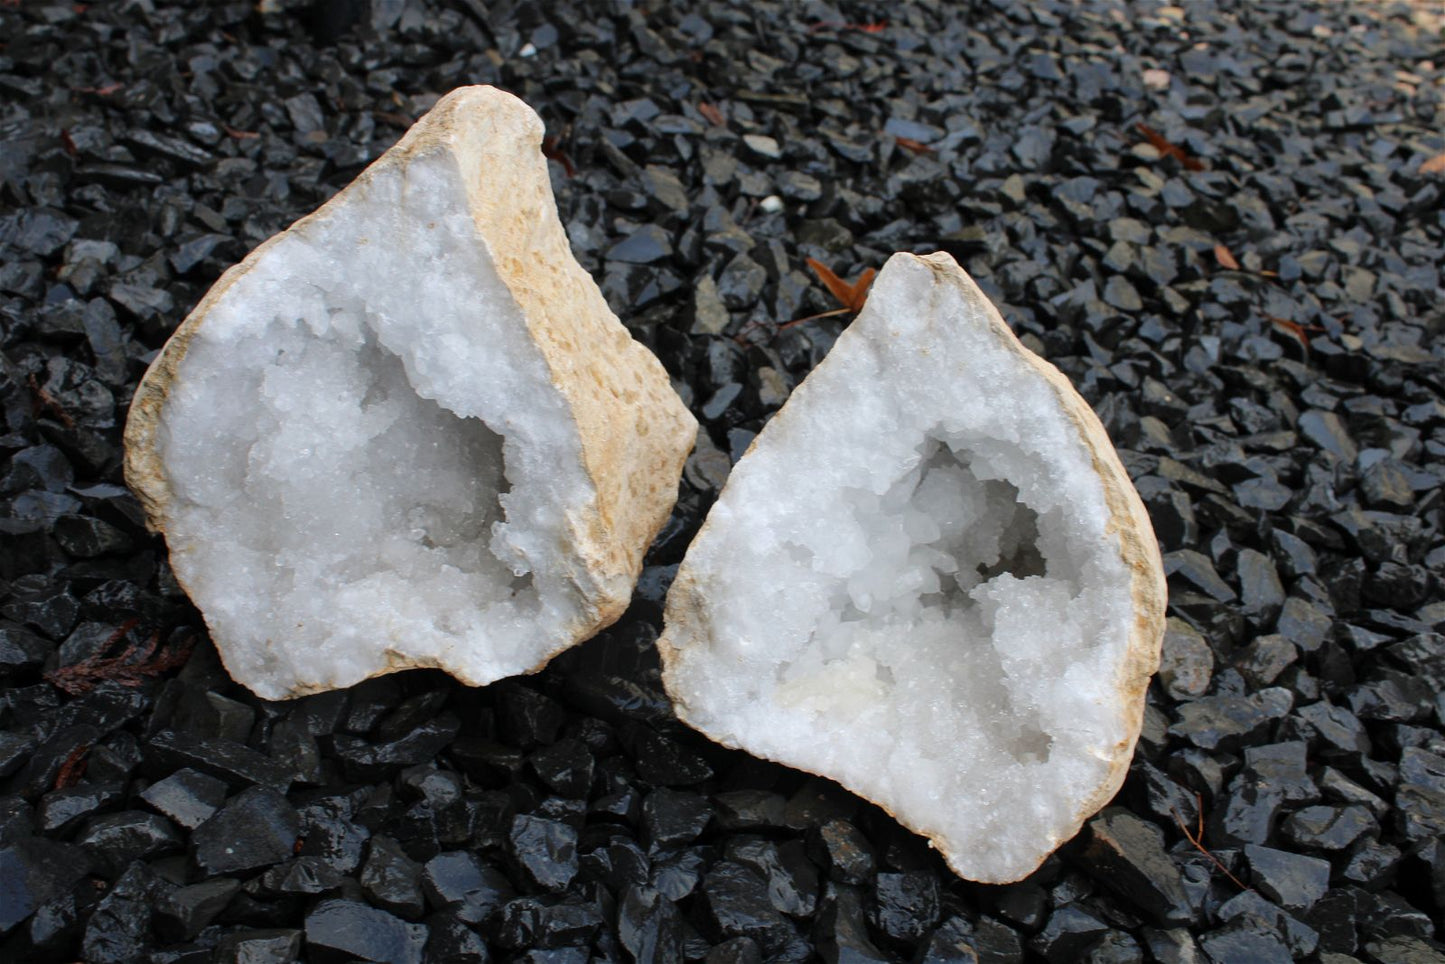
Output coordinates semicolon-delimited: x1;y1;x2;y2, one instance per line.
659;252;1167;883
124;86;696;700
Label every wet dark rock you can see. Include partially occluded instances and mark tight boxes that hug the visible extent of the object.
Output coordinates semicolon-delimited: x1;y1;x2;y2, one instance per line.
1200;921;1296;964
1080;808;1191;925
625;725;714;786
509;815;578;892
716;255;767;311
643;787;712;848
1085;930;1144;964
497;686;566;748
529;739;594;799
361;834;425;919
869;870;939;944
702;861;804;959
1282;804;1376;851
1209;773;1285;847
1360;459;1414;510
713;790;788;832
1294;701;1372;758
1217;887;1319;957
140;767;229;829
1245;844;1331;911
1165;550;1237;603
1170;689;1291;751
1157;618;1213;700
1298;410;1358;461
425;911;489;963
156;877;241;942
146;730;292;791
422;851;514;919
727;837;819;918
814;884;886;964
304;898;427;964
618;884;683;964
332;714;460;782
0;837;91;933
81;861;167;963
76;809;182;877
215;927;303;962
1361;935;1445;963
1030;904;1110;964
607;225;673;264
1342;838;1402;889
191;787;301;876
808;819;876;885
37;781;123;833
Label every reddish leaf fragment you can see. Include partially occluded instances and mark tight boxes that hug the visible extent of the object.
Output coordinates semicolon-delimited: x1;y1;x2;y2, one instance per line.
806;258;877;313
26;374;76;429
895;136;934;155
223;125;260;140
1213;244;1239;270
75;82;123;96
1420;152;1445;175
54;744;90;790
697;102;725;127
1136;122;1204;172
541;135;576;178
60;129;79;158
1264;314;1324;352
44;622;196;696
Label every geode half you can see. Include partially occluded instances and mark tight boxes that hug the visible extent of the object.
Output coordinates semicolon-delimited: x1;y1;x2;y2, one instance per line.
125;86;696;700
659;251;1166;883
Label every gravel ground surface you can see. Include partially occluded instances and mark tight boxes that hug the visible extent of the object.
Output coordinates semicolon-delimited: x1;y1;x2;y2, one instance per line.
2;1;1444;962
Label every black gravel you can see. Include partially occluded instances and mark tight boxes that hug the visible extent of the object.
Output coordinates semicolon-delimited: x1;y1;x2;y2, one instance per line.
1;1;1443;962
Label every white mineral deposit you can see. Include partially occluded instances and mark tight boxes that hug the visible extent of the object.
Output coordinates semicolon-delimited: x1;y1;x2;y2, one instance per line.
125;86;696;700
659;251;1167;883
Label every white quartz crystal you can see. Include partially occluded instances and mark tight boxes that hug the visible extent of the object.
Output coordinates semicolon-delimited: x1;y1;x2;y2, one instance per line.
658;252;1166;883
125;86;696;700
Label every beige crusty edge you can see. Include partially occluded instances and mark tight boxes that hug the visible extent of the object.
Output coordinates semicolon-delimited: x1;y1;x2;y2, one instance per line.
658;251;1166;884
124;85;697;693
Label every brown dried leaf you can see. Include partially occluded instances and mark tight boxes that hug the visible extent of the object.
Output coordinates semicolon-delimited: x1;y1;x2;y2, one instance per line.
895;136;934;155
540;135;576;177
1136;122;1204;172
805;258;877;314
806;257;855;309
1213;244;1240;271
44;621;195;696
26;374;75;429
54;744;90;790
1264;314;1325;353
697;102;725;127
1419;152;1445;175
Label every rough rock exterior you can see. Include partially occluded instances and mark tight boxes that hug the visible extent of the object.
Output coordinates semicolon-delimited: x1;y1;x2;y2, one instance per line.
124;86;696;700
659;252;1166;883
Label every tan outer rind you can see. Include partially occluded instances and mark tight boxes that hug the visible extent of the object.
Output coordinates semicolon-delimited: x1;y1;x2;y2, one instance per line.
124;85;696;692
657;251;1166;884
